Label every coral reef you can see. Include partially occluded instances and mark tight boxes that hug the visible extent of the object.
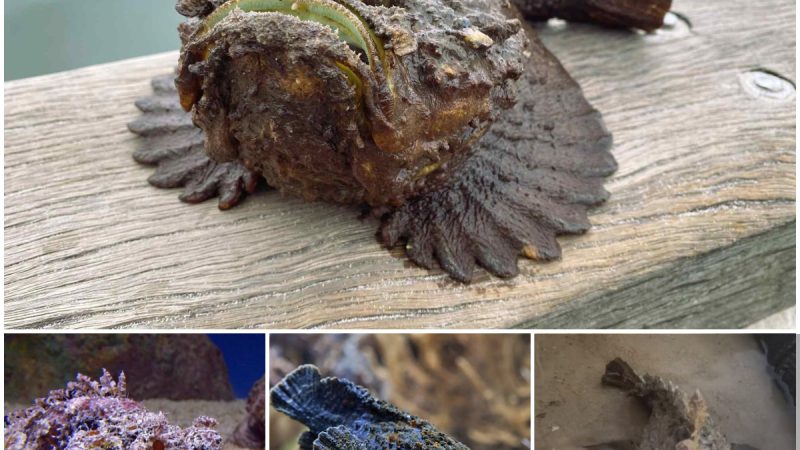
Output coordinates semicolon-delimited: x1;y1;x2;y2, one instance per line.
270;334;530;450
271;365;469;449
231;376;265;449
5;334;234;403
4;369;222;450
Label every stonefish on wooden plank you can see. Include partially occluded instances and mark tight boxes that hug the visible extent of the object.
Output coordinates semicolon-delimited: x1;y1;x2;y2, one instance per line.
128;0;671;282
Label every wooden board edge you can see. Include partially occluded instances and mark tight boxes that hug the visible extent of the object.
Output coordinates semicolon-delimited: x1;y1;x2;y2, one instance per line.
518;220;796;329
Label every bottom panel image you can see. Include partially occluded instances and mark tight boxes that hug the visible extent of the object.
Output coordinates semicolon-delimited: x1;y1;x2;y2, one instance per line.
535;334;796;450
4;333;266;450
269;333;531;450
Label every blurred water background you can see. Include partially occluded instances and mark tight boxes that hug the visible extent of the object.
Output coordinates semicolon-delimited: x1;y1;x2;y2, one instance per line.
5;334;265;402
209;334;266;398
5;0;182;81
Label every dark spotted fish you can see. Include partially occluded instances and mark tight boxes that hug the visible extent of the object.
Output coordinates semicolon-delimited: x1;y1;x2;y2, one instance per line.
270;365;470;450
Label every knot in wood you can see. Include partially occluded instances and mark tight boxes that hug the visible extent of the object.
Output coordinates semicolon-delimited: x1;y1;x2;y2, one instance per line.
740;69;795;101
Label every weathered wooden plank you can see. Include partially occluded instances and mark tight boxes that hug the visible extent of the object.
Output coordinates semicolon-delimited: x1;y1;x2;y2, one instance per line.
4;0;795;329
522;222;796;329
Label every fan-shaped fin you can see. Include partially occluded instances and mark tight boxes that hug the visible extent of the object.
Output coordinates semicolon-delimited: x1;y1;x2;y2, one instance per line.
128;73;261;210
380;29;615;281
271;365;469;450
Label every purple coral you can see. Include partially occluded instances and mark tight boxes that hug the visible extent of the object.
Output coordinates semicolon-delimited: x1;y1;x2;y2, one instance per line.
4;369;222;450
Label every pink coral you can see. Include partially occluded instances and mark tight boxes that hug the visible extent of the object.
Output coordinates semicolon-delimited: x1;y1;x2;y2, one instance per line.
4;369;222;450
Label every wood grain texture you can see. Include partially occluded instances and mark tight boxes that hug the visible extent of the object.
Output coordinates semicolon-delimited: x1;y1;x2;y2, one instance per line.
522;222;796;329
4;0;795;329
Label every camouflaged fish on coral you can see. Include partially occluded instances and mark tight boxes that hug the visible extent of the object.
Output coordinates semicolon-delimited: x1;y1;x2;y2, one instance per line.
3;369;222;450
129;0;672;282
271;364;470;449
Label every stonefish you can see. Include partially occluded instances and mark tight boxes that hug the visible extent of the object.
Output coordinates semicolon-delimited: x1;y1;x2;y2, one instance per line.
271;364;470;449
129;0;671;282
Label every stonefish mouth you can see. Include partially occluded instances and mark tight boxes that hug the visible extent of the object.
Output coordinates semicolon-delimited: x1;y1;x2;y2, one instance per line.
174;0;526;206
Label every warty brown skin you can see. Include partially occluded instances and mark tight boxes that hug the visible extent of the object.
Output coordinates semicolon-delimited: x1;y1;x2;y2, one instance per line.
129;0;671;282
175;0;528;206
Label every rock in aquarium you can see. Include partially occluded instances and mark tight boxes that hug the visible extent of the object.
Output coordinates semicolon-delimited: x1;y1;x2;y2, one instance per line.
232;375;266;449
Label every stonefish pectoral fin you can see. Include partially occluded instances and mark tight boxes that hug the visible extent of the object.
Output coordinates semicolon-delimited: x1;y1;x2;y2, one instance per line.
127;73;260;210
381;26;615;282
270;365;470;450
